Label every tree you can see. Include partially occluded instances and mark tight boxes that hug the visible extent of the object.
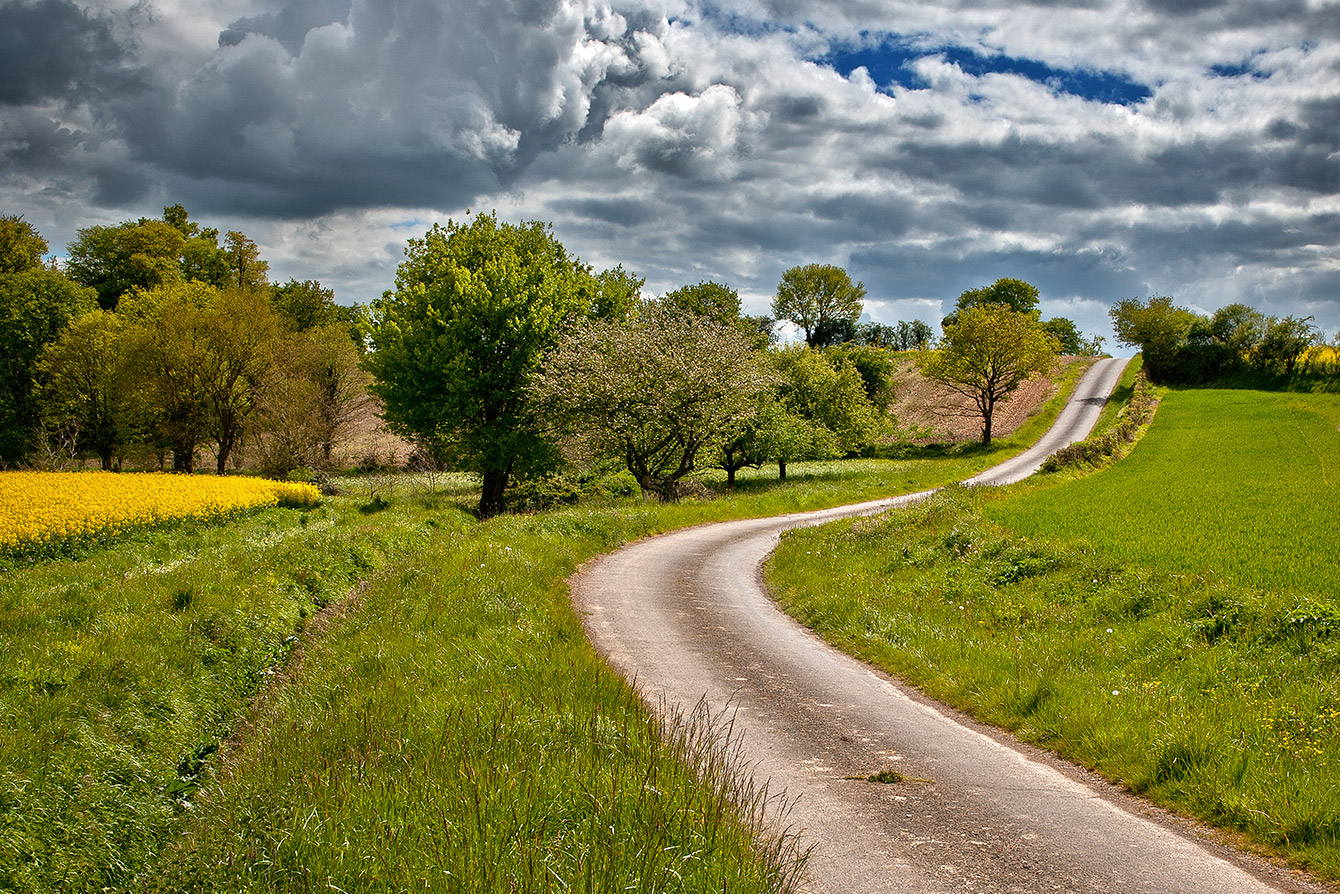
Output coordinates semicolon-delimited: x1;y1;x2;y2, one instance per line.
860;319;935;351
366;213;594;517
118;282;218;472
1255;315;1319;377
255;323;371;475
66;219;186;309
713;395;812;488
200;289;281;473
0;263;97;464
1041;316;1103;355
663;280;742;326
827;343;898;408
223;231;269;290
949;277;1040;322
917;305;1059;446
0;214;49;274
37;310;125;469
533;304;772;500
771;346;883;476
1109;296;1198;382
592;265;643;320
772;264;866;347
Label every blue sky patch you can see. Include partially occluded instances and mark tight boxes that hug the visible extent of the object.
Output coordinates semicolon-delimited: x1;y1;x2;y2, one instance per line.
818;35;1153;106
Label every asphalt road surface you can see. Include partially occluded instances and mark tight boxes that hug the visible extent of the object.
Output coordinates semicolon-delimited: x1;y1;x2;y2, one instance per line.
572;358;1326;893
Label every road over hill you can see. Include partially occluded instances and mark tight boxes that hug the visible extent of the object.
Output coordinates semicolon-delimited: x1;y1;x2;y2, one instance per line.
571;358;1325;893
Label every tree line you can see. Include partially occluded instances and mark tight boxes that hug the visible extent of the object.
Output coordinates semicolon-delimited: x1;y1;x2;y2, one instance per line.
1109;296;1332;386
4;205;1104;519
366;213;1084;517
0;209;370;473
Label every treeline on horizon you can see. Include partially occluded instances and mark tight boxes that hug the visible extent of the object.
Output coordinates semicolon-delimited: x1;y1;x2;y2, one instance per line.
0;206;370;475
3;205;1335;514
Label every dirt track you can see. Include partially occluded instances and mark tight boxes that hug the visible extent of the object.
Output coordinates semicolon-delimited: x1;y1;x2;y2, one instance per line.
571;359;1326;894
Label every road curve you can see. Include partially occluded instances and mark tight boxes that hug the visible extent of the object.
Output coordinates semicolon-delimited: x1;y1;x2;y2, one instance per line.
571;358;1324;894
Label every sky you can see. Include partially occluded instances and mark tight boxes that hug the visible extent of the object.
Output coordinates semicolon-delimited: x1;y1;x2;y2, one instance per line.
1;0;1337;344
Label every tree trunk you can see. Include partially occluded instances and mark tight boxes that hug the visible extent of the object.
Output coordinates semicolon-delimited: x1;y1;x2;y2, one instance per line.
778;458;787;480
726;466;736;489
981;403;994;446
478;467;510;518
216;430;235;474
172;440;195;473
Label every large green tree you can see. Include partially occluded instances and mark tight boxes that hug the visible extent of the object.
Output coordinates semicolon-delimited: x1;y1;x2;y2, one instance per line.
772;264;866;347
1109;296;1199;382
0;227;97;464
118;282;217;472
534;303;771;500
37;310;125;469
918;304;1059;445
366;213;594;517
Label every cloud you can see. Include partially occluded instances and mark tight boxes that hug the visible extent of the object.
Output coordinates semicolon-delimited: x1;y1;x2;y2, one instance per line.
0;0;1335;343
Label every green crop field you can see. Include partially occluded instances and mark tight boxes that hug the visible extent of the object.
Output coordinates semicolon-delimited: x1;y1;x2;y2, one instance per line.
766;388;1340;880
988;389;1340;596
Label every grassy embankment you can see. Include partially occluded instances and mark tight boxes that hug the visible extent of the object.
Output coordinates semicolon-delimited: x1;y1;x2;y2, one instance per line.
766;383;1340;878
0;361;1090;894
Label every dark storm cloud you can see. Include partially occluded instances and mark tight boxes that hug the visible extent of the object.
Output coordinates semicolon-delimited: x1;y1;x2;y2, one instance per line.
0;0;138;105
219;0;353;53
0;0;1334;338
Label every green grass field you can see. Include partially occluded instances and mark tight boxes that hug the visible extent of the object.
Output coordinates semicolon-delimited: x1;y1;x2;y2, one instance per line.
989;389;1340;596
1;423;1065;893
765;388;1340;879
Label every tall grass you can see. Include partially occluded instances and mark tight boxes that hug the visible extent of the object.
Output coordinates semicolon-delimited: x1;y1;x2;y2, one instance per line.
765;389;1340;879
1;447;1034;894
0;500;427;893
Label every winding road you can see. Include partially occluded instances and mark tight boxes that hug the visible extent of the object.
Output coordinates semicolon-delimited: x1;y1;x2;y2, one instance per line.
572;358;1325;894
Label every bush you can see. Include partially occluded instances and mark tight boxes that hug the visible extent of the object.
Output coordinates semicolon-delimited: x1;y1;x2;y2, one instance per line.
1042;372;1158;472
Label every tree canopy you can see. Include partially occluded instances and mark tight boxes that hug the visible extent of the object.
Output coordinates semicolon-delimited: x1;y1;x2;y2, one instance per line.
772;264;866;347
366;212;595;517
662;280;742;326
950;277;1040;321
918;304;1058;445
534;303;771;500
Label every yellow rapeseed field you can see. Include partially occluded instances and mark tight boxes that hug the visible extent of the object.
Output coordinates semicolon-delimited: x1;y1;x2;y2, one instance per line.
0;471;320;553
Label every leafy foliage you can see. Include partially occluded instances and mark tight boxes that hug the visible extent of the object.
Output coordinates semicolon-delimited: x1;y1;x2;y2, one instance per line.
771;263;865;347
366;212;594;516
534;303;771;500
918;304;1059;444
0;265;97;464
1110;296;1321;385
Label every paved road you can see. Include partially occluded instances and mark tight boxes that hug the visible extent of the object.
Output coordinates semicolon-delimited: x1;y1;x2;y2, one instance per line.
572;358;1325;893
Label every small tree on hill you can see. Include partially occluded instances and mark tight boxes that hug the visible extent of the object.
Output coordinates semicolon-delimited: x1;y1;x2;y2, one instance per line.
917;304;1058;446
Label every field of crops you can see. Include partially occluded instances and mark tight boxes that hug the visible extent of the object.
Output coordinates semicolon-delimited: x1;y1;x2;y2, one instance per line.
986;390;1340;595
0;472;320;557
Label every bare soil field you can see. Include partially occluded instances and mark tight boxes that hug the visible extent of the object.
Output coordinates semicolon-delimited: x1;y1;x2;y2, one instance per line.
888;355;1082;443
